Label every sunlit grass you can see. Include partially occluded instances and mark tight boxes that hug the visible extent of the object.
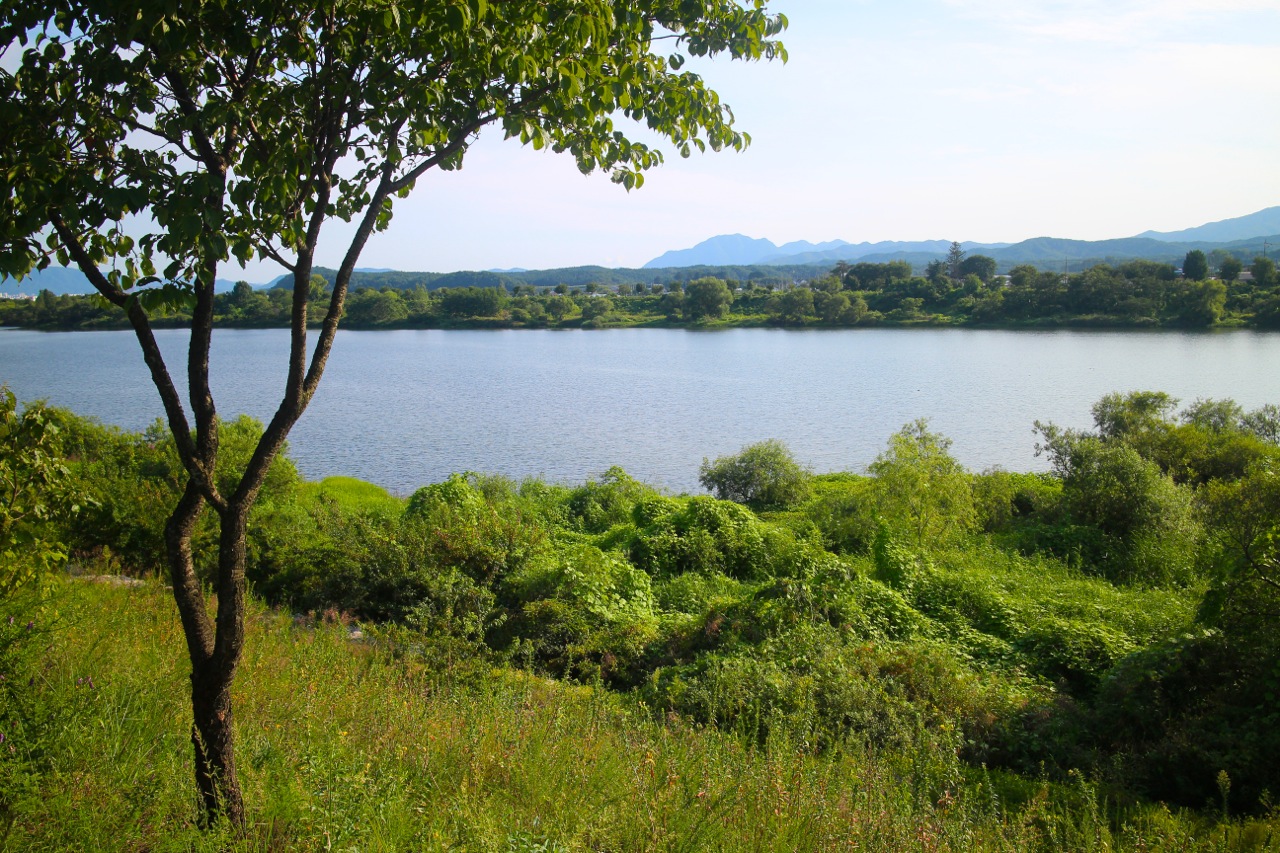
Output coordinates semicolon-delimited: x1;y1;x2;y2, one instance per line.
297;476;407;516
1;580;1276;851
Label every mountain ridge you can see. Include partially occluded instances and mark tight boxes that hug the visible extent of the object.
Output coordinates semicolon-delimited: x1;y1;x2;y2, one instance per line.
645;205;1279;269
4;206;1276;296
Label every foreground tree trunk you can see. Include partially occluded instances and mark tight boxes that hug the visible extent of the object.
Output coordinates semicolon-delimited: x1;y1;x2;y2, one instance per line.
163;485;248;826
190;655;243;826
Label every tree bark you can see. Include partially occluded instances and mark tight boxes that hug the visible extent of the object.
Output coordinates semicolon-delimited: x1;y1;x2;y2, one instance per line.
190;655;244;827
164;481;248;827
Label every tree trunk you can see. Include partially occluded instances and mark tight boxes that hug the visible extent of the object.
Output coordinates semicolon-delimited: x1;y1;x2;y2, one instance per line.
190;660;243;827
164;482;251;829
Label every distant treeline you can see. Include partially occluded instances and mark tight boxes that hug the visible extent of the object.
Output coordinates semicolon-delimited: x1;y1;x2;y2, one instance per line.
4;250;1279;331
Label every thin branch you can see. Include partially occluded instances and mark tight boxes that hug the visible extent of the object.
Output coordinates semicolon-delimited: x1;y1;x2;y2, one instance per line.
161;69;223;172
49;215;208;477
252;239;297;273
121;115;197;161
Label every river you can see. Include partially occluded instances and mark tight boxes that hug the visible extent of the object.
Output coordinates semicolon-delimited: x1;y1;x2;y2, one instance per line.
1;326;1277;493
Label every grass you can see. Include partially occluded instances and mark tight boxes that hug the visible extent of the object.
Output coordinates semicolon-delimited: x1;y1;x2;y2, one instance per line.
1;579;1278;851
297;476;407;516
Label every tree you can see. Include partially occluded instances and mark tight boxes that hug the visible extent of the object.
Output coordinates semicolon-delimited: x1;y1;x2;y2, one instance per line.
958;254;996;283
1253;256;1277;288
925;259;948;284
1174;279;1226;326
441;285;507;318
0;0;786;827
868;419;975;547
545;294;576;322
1219;255;1243;282
772;286;813;323
1090;390;1178;440
1181;397;1245;433
230;280;254;306
945;241;966;280
1182;250;1209;281
580;295;612;322
698;439;811;509
683;276;733;321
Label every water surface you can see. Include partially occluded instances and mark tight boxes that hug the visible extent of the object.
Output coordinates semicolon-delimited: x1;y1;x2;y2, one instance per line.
2;327;1276;493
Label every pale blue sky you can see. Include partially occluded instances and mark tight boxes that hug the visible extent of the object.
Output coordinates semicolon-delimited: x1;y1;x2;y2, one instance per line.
247;1;1277;277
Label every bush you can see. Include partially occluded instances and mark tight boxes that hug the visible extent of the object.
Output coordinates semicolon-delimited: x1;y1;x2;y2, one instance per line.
1037;429;1201;585
565;467;655;533
628;495;781;581
869;420;976;547
698;439;811;510
55;411;297;580
405;473;549;584
498;543;658;683
0;390;83;594
972;470;1061;533
799;473;878;554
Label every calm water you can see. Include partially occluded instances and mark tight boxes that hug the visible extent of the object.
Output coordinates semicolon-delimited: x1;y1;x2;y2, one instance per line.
1;327;1277;493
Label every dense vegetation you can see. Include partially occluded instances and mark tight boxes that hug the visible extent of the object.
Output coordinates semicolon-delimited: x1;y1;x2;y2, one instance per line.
3;388;1280;847
5;252;1280;332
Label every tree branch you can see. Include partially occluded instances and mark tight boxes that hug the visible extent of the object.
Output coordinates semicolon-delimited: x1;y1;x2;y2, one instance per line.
49;215;217;491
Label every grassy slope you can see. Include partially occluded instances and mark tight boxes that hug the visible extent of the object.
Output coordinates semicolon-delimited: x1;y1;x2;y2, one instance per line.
2;581;1277;852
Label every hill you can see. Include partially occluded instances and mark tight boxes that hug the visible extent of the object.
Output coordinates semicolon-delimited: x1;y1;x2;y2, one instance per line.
1137;206;1280;243
0;267;250;297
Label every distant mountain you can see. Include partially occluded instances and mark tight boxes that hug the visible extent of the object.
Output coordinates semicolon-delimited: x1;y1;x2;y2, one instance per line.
642;234;794;269
0;266;97;296
646;235;1028;269
828;234;1280;274
1137;206;1280;243
765;240;1013;267
645;205;1279;270
1;266;250;296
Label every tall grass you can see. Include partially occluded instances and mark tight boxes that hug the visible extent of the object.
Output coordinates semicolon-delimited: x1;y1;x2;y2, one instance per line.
1;580;1276;852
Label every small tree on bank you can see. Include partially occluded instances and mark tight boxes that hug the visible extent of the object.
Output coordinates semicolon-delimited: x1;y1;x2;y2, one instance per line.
1183;249;1209;281
0;0;786;827
700;439;811;509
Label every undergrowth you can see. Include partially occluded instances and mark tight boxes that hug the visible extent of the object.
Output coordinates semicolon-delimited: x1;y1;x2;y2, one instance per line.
0;580;1276;852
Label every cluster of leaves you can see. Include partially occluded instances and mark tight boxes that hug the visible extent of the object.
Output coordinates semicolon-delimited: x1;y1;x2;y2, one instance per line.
24;391;1280;813
0;388;86;594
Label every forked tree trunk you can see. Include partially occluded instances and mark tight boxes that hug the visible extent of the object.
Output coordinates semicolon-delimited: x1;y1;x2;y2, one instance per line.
164;483;251;828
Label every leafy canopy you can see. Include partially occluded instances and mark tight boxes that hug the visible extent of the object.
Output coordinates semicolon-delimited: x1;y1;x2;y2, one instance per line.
699;439;811;509
0;0;787;290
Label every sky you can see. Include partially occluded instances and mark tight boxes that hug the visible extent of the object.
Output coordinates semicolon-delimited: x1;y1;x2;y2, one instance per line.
222;1;1276;279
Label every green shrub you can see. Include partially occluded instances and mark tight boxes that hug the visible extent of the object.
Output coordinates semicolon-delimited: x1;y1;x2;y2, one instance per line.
498;543;658;683
869;420;976;547
697;439;812;510
0;391;84;594
1016;616;1135;694
972;469;1061;533
55;412;297;579
799;473;878;554
565;467;655;533
629;495;780;581
405;473;549;584
1041;433;1201;585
